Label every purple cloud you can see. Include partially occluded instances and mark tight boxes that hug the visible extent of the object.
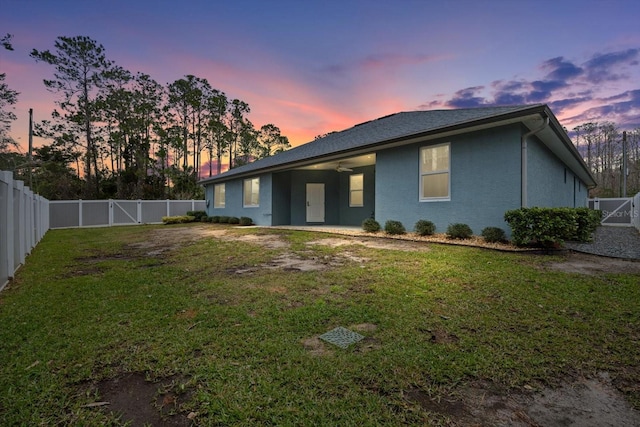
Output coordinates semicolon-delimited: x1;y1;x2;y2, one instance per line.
426;47;640;131
548;96;592;114
446;86;487;108
491;79;526;92
566;89;640;128
541;57;583;81
359;53;437;70
583;48;639;83
493;92;526;105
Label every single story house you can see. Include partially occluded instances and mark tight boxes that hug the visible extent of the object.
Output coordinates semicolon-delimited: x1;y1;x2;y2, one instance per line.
199;104;597;236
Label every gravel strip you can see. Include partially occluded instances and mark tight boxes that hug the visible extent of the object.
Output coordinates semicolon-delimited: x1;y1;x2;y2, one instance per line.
564;226;640;260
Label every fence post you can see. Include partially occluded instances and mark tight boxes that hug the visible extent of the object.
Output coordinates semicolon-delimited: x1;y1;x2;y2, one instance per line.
166;199;170;217
1;172;15;288
78;199;83;227
136;200;142;224
25;187;34;250
14;179;26;266
108;199;113;226
593;198;599;211
34;194;41;244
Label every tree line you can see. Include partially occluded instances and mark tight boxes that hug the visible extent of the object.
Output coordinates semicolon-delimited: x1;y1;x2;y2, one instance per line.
573;122;640;197
2;35;640;200
1;35;289;200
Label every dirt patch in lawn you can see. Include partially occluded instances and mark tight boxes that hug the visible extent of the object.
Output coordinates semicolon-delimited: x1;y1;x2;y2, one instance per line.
408;373;640;426
127;226;227;256
545;252;640;275
139;226;639;277
307;236;431;252
90;373;195;426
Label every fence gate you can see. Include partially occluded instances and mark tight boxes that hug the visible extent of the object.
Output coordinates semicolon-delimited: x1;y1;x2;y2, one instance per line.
588;197;635;226
112;200;140;226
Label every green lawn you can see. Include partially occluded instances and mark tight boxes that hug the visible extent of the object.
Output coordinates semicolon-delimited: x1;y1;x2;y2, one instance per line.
0;224;638;425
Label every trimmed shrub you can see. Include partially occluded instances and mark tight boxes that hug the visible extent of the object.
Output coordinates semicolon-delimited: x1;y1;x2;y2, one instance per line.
362;218;381;233
504;207;600;247
218;216;230;224
187;210;207;221
228;216;240;224
481;226;507;243
384;220;406;235
446;223;473;239
414;219;436;236
162;215;195;225
211;216;220;223
574;207;601;242
239;217;253;226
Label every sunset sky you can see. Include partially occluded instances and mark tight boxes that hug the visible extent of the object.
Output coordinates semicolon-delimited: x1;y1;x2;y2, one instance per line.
1;0;639;153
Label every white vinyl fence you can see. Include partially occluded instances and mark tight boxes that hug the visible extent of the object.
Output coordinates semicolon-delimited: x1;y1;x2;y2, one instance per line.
1;171;49;291
49;199;206;229
633;192;640;233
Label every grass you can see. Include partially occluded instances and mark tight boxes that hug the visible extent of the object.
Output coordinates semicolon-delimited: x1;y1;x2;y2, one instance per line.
1;223;639;425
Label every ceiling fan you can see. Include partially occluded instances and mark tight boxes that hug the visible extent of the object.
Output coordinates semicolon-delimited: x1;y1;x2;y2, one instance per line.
335;162;353;172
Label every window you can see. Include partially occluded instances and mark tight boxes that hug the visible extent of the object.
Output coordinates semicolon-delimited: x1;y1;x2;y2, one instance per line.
420;143;450;200
349;174;364;207
243;177;260;207
214;184;225;208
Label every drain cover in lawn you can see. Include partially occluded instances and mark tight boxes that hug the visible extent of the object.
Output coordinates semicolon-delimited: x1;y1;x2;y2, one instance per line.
319;326;365;349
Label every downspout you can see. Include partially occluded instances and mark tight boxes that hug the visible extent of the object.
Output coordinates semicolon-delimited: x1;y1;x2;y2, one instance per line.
521;116;549;207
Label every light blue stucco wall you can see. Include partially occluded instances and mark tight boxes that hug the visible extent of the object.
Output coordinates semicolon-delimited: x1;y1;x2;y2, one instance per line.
206;166;376;227
527;136;588;208
289;170;339;225
286;167;375;226
272;171;292;225
338;165;376;226
375;125;523;236
206;173;273;225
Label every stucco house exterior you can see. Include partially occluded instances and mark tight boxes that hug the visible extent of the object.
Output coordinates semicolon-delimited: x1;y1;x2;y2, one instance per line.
199;104;596;235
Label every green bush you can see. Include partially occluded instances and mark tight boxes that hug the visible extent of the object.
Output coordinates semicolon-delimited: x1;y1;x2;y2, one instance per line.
504;207;601;247
362;218;381;233
187;210;207;221
211;216;220;223
574;207;601;242
481;226;507;243
384;220;406;235
162;215;196;225
414;219;436;236
228;216;240;224
218;216;230;224
239;217;253;226
446;223;473;239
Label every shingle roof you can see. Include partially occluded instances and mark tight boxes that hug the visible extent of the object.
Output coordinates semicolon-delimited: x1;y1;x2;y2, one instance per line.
199;104;545;184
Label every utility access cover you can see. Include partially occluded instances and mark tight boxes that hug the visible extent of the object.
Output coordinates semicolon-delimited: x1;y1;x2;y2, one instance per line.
319;326;365;349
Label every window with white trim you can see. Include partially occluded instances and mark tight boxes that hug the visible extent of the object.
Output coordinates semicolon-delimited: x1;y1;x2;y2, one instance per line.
243;177;260;207
214;183;225;208
420;143;450;200
349;173;364;207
